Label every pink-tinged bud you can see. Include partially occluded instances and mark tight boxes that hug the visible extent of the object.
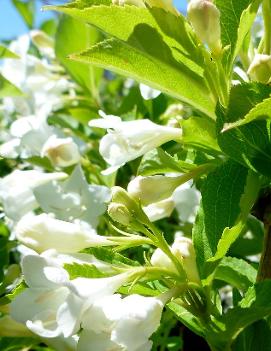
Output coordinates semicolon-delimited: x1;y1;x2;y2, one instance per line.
187;0;222;55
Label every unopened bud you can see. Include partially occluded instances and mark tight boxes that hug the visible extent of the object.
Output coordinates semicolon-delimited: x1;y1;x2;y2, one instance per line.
187;0;222;55
111;186;150;226
30;30;54;58
247;54;271;83
151;237;200;284
108;203;131;226
172;237;200;284
111;186;139;212
41;135;81;168
128;175;184;206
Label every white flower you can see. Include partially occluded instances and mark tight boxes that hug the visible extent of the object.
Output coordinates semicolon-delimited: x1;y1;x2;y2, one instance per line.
172;181;200;223
0;113;57;159
33;166;110;227
1;33;72;117
78;294;165;351
10;253;131;339
41;135;81;168
139;84;161;100
143;198;175;222
151;237;200;284
89;111;181;174
15;213;115;253
0;170;66;221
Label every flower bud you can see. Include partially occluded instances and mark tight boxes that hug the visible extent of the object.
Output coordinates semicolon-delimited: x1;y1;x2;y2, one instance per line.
151;237;200;284
110;186;150;227
30;30;54;58
108;203;131;226
128;175;185;206
41;135;81;168
15;213;113;253
247;54;271;83
187;0;222;55
172;237;200;284
111;186;138;212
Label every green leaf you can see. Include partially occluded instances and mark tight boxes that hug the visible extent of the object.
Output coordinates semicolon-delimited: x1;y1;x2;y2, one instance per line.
223;281;271;345
223;97;271;130
0;338;39;351
71;36;213;116
137;148;194;176
83;247;139;267
0;45;19;59
230;215;263;257
55;14;102;96
232;320;271;351
168;301;205;338
193;160;251;281
12;0;35;28
217;84;271;177
214;256;256;291
208;171;260;262
182;116;220;153
214;0;260;72
64;262;106;279
206;280;271;350
48;3;215;116
0;73;23;98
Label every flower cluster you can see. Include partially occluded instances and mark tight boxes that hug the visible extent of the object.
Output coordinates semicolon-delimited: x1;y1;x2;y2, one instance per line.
2;0;267;349
0;23;202;351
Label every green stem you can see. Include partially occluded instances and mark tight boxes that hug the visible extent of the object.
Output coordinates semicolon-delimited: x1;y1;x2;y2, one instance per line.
148;223;188;280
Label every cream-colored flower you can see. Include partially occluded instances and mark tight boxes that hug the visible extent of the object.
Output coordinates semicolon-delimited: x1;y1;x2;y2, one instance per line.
89;112;181;174
15;213;114;253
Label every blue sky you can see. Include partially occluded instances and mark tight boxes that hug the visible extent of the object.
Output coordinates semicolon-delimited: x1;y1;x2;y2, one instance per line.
0;0;187;40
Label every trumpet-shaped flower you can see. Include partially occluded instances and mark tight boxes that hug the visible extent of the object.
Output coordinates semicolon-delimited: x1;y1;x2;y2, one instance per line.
41;135;81;168
0;170;66;221
0;113;57;159
33;166;110;227
15;213;115;253
78;294;165;351
10;253;131;339
89;112;181;174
